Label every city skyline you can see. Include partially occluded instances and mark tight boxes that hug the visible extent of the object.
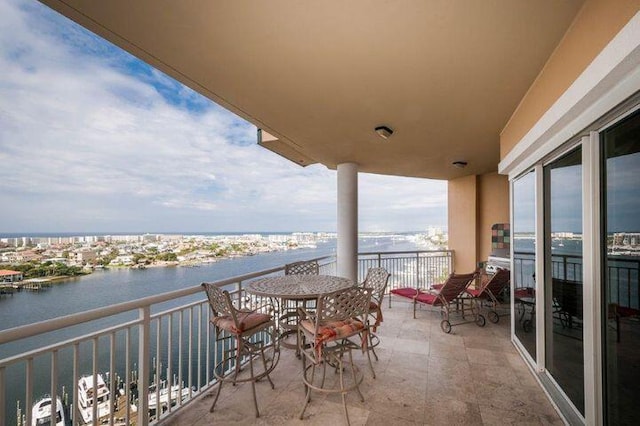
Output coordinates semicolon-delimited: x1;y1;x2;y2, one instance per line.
0;0;447;234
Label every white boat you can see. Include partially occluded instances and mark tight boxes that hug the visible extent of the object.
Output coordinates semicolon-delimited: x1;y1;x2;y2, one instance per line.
148;381;191;411
77;374;111;424
32;396;65;426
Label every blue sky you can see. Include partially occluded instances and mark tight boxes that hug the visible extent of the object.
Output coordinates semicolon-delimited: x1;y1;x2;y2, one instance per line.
0;0;447;234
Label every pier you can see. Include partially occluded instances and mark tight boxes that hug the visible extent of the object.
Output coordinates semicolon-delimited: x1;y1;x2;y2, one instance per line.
0;284;17;296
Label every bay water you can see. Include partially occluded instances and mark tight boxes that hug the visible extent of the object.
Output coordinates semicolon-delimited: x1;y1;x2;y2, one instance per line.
0;235;421;423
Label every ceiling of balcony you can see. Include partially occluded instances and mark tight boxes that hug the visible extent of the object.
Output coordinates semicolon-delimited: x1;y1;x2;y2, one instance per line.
40;0;584;180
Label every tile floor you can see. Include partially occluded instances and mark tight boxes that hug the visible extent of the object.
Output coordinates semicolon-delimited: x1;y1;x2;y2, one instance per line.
162;300;563;425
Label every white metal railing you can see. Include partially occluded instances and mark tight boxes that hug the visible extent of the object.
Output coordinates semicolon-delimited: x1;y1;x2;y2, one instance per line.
0;250;451;426
357;250;453;292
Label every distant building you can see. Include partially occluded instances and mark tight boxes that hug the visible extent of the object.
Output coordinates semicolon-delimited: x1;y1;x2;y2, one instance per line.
110;255;134;266
77;250;97;264
0;269;23;283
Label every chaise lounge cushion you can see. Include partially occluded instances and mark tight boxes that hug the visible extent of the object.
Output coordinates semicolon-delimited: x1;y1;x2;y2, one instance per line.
390;287;420;298
391;287;441;306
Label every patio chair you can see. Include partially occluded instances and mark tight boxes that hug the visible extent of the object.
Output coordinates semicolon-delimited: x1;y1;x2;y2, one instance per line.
285;260;320;275
280;260;320;354
359;267;390;375
390;271;484;333
464;268;510;323
297;286;373;425
201;283;280;418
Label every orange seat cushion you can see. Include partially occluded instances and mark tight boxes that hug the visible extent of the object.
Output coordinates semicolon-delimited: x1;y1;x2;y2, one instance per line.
211;312;272;334
300;318;366;357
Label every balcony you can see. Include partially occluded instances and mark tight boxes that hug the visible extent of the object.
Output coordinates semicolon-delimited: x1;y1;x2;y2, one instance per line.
0;250;561;425
163;298;561;425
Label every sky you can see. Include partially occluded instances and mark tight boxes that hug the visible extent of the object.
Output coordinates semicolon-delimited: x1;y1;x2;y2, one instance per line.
0;0;447;234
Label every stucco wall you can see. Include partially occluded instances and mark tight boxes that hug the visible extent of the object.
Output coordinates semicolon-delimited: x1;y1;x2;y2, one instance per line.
448;173;510;273
500;0;640;158
478;173;510;263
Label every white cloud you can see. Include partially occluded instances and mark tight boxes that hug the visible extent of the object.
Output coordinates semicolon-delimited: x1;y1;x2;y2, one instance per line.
0;0;446;233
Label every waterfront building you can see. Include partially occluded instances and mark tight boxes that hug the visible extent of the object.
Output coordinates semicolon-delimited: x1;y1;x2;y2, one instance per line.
0;270;23;283
76;250;97;264
3;1;640;425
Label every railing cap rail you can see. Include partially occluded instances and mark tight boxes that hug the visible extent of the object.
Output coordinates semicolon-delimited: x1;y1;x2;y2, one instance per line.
0;251;445;346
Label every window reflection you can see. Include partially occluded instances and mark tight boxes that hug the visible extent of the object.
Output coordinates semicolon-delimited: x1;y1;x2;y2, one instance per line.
513;171;536;359
602;110;640;425
544;147;584;414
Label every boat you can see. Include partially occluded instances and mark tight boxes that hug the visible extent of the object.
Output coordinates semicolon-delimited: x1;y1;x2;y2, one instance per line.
148;381;192;411
32;396;65;426
77;374;111;424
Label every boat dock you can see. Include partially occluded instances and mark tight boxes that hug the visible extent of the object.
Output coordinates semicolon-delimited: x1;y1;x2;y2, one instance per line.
0;284;17;296
0;279;52;293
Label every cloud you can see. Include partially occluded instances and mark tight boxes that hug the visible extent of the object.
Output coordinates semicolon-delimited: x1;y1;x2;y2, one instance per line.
0;0;446;233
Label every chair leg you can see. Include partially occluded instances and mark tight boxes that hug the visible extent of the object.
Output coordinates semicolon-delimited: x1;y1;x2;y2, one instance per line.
320;357;328;388
365;341;376;379
367;328;379;362
299;363;314;420
249;354;260;417
232;338;244;386
209;379;224;413
349;349;365;403
259;346;276;390
337;356;351;426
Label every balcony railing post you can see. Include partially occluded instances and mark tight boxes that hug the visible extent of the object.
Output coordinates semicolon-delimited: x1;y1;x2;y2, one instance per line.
72;343;79;425
25;358;32;426
50;350;58;426
416;252;420;288
0;366;5;426
138;306;150;425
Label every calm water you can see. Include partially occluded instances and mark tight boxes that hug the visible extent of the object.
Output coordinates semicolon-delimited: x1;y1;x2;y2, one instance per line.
0;235;420;423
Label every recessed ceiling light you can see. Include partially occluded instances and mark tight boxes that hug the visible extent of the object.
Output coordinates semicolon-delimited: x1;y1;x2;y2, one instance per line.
374;125;393;140
452;161;468;168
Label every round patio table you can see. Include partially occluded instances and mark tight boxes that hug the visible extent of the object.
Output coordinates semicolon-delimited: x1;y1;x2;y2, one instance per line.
246;274;355;299
246;275;356;352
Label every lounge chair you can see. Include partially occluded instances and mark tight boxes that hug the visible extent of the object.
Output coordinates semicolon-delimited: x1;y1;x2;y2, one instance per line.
390;271;484;333
464;268;510;323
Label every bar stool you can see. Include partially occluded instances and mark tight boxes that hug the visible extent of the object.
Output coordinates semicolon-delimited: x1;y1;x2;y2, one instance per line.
201;283;280;418
360;267;390;377
279;260;319;354
297;286;372;425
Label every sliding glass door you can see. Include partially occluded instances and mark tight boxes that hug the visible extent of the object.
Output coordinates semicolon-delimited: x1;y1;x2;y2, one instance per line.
601;109;640;425
544;147;584;415
513;171;536;359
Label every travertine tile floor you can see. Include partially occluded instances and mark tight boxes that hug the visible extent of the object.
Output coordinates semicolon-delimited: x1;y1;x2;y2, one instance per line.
163;300;563;425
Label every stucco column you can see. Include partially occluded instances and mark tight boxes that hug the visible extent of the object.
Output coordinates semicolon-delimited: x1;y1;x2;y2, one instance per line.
337;162;358;282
